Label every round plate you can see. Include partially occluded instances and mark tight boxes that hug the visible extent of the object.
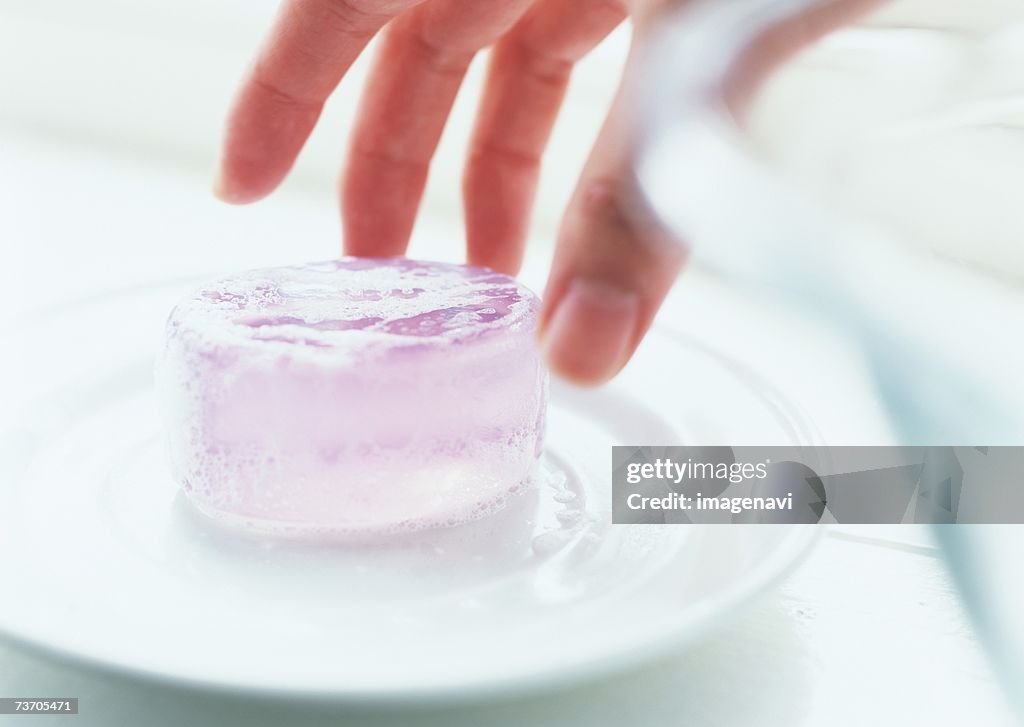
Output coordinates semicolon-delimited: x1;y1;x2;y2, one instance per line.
0;280;822;703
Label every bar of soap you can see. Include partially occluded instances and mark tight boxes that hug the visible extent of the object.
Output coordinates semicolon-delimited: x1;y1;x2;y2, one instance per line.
157;258;548;535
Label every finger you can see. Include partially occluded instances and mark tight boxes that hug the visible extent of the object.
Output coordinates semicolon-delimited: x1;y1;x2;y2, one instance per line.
342;0;535;257
538;49;686;386
462;0;627;275
216;0;421;204
541;0;884;386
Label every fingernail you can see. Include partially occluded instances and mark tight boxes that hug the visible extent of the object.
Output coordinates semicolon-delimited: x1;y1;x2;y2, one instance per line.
212;160;248;204
211;164;231;203
541;279;640;385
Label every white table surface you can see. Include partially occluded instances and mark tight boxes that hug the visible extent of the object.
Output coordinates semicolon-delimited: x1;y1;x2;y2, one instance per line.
1;130;1020;726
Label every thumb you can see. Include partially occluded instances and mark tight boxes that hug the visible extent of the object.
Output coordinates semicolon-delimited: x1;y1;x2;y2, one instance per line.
538;0;884;385
538;51;686;385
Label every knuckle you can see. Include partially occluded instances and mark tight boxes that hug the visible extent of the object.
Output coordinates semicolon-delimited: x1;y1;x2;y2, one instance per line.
468;142;542;171
574;175;687;273
249;74;322;111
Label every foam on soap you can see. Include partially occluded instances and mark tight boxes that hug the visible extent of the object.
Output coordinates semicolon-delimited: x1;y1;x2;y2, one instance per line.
157;258;548;536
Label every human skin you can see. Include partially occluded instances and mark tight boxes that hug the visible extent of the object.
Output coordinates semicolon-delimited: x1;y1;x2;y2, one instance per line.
215;0;882;385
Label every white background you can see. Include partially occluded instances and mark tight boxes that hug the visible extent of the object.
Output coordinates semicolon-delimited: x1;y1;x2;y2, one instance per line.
1;0;1022;724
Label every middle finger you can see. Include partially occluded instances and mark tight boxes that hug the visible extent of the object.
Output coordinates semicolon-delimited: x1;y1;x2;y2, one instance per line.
341;0;536;257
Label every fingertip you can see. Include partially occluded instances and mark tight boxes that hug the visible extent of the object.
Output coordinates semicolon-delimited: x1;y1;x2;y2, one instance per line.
541;347;619;387
538;278;641;386
462;156;534;277
213;78;324;206
211;167;243;205
211;154;276;205
466;244;524;277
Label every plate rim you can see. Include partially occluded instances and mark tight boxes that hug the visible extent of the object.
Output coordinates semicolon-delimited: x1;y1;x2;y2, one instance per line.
0;278;827;704
0;525;824;705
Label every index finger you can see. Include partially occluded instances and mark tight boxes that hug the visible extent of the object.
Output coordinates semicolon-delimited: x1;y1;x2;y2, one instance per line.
215;0;423;204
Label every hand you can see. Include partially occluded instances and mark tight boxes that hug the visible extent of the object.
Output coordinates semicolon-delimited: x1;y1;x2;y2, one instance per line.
215;0;878;385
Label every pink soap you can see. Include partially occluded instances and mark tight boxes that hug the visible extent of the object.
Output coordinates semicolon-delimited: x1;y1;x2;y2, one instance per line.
157;258;548;535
